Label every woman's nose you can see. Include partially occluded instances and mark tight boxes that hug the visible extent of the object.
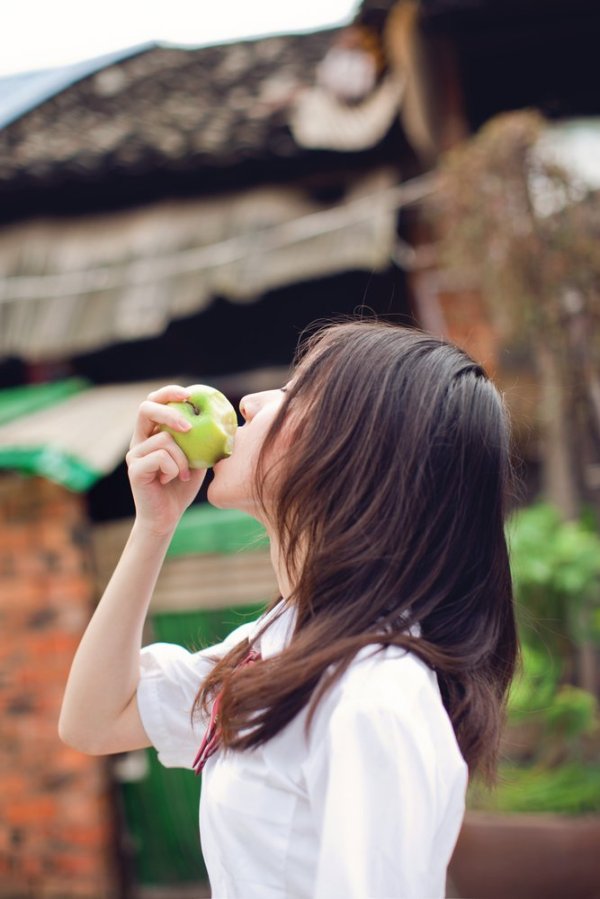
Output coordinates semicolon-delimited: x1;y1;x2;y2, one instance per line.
239;394;257;422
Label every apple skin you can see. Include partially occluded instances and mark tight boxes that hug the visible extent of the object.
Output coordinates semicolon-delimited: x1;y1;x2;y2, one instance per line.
161;385;238;469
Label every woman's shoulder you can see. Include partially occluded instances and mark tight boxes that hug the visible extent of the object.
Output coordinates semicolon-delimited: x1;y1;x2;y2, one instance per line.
299;643;467;808
340;643;441;710
314;644;466;774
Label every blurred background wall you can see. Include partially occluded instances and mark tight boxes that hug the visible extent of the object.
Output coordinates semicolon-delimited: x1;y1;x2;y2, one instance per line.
1;1;599;896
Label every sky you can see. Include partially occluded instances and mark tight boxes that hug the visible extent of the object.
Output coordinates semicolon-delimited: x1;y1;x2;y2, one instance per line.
0;0;360;77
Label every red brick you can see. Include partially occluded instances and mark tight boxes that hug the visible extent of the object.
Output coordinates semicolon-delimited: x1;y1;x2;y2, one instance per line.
40;878;113;899
46;579;95;605
53;851;108;878
20;630;79;658
0;581;45;611
0;475;117;897
5;796;58;826
57;821;111;849
0;774;28;799
59;793;108;827
17;850;45;880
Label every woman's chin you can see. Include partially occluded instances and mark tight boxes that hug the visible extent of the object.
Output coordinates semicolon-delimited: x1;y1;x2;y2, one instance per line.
207;466;244;511
206;472;231;510
206;478;266;524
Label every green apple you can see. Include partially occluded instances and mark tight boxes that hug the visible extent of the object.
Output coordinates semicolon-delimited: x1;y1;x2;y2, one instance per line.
161;384;238;469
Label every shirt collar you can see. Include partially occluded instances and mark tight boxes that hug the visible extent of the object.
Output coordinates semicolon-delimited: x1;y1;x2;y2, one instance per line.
255;603;420;659
255;603;297;659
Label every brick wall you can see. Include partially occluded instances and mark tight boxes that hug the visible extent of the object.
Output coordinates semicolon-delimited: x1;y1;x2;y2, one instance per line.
436;287;499;378
0;474;118;899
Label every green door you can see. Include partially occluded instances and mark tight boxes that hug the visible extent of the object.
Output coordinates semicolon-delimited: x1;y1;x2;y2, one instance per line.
117;506;270;888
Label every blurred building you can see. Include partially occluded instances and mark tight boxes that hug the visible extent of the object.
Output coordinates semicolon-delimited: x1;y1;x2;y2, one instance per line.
0;1;599;896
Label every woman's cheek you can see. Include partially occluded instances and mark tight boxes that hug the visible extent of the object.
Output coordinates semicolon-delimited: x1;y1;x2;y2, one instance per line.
207;403;287;512
208;432;267;513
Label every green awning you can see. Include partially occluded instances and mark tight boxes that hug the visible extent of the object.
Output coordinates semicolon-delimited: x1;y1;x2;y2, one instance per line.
0;378;88;427
0;378;164;491
0;370;285;493
0;445;101;492
167;505;267;558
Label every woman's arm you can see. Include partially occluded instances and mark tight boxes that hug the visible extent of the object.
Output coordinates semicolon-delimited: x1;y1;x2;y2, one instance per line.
59;385;206;755
59;523;171;754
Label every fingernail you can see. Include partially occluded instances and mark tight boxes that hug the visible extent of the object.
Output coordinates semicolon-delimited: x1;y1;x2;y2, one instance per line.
181;470;191;482
179;419;192;431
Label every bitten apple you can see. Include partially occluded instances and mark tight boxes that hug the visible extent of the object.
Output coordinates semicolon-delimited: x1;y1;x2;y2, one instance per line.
161;385;238;469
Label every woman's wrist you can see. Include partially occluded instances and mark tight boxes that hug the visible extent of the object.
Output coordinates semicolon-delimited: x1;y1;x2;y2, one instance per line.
131;516;179;545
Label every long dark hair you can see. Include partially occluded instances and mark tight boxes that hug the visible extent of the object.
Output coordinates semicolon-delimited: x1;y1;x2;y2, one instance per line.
195;321;519;782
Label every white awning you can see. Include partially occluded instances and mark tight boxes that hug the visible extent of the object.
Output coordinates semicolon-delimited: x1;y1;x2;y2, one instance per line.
0;169;435;362
0;380;162;488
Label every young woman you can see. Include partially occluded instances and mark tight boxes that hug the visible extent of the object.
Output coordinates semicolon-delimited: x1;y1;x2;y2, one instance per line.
60;321;518;899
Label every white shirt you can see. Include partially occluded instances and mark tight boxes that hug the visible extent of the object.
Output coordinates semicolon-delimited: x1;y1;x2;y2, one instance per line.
137;605;468;899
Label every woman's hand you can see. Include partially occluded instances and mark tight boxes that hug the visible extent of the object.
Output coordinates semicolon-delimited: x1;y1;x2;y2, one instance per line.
126;385;207;536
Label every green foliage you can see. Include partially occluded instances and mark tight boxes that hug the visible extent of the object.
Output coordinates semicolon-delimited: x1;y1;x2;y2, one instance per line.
434;111;600;533
507;502;600;652
507;642;560;722
544;685;598;744
469;763;600;815
471;646;600;814
434;110;600;814
507;644;598;751
469;502;600;815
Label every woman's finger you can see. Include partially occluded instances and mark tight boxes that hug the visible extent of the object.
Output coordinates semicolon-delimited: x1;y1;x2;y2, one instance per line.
131;399;192;447
128;448;181;486
127;431;191;481
146;384;190;404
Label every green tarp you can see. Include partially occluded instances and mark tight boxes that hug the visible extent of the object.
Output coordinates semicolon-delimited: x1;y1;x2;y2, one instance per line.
0;378;88;427
0;377;159;491
167;505;268;558
0;445;101;491
121;605;266;886
121;507;269;886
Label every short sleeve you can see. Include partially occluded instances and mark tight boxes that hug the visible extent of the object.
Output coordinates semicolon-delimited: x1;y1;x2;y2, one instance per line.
302;693;455;899
136;618;258;769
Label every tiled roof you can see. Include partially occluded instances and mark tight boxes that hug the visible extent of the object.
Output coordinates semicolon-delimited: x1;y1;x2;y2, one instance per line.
0;31;359;190
0;44;155;130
